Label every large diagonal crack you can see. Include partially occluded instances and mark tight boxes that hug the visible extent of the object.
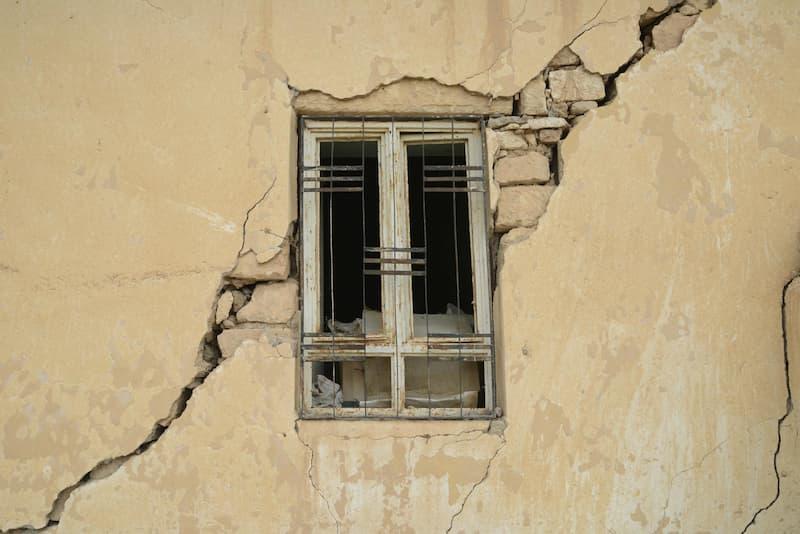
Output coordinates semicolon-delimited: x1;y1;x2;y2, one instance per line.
740;274;798;533
1;180;283;533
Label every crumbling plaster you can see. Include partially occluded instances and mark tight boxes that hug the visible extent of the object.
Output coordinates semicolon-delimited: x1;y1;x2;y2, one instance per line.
1;0;799;532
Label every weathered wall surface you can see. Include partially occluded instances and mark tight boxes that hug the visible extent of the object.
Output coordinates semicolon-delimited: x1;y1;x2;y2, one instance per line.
1;0;799;532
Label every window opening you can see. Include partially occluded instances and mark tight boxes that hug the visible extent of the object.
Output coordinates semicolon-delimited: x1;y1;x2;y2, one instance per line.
300;117;494;419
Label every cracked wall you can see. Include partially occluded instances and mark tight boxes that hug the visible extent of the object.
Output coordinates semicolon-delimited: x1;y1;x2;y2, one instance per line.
2;0;800;532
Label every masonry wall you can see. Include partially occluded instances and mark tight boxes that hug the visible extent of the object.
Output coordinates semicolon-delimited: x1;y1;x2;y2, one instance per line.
1;1;799;532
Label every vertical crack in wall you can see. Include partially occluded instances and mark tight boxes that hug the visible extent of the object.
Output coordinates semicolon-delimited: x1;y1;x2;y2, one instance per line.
446;422;507;533
740;274;798;533
294;421;342;534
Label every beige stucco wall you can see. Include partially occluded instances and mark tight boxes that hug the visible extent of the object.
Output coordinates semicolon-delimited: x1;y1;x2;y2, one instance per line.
1;0;799;532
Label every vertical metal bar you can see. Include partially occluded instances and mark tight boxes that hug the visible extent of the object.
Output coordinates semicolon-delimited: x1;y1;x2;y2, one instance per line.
329;118;336;419
391;116;399;417
361;116;367;417
298;116;306;414
480;118;497;413
421;119;432;417
450;118;464;417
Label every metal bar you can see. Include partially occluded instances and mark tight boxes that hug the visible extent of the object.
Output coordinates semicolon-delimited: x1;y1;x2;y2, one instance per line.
363;258;426;265
422;118;432;417
302;176;364;182
361;117;369;416
363;270;425;277
480;117;497;414
424;176;481;183
423;187;483;193
303;165;364;171
305;188;365;194
300;114;487;121
329;119;336;419
364;246;425;253
450;118;464;419
426;333;493;338
302;354;368;362
423;165;483;171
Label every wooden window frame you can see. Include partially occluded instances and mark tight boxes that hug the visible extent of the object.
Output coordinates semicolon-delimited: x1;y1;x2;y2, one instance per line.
299;117;495;419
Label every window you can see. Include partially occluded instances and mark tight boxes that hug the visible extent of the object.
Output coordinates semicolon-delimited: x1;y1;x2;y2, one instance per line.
299;117;495;419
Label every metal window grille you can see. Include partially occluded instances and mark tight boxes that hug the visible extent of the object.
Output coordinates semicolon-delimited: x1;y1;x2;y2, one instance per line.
298;116;496;419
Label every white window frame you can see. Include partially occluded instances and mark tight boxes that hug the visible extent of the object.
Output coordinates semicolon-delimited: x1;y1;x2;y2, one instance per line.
299;118;494;419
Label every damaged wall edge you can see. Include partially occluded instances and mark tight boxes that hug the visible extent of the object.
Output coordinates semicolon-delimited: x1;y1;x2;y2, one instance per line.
740;273;799;533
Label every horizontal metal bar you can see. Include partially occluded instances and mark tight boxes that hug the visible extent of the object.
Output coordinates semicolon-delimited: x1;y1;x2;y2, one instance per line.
299;115;486;121
404;354;492;362
303;187;363;193
423;176;484;182
423;187;484;193
363;258;426;265
302;354;367;362
364;246;426;253
423;165;483;171
303;333;367;339
303;165;364;171
364;270;425;277
301;176;363;182
301;343;366;351
425;333;493;338
428;348;492;350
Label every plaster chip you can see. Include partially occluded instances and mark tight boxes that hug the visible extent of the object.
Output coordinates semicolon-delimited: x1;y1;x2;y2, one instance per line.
215;291;234;324
494;185;555;232
571;17;642;75
652;13;698;51
519;75;547;116
236;280;298;324
548;67;606;102
548;46;581;67
494;152;551;186
679;4;700;15
294;78;512;115
495;131;528;151
217;328;262;360
228;245;290;284
570;100;599;115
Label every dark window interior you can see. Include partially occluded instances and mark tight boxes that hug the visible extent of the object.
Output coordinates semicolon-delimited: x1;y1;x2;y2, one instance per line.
320;141;380;331
407;143;474;320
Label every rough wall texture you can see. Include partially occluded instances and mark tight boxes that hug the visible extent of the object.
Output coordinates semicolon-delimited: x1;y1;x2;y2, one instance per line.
1;0;799;532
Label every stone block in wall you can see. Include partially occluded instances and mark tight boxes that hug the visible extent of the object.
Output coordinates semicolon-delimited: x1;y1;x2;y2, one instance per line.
215;291;234;324
652;13;698;51
236;279;298;324
487;116;526;129
527;117;569;130
494;152;550;186
217;325;296;360
228;245;290;284
537;129;564;144
519;75;547;116
495;185;556;232
550;101;569;118
494;130;528;151
548;67;605;102
548;46;581;67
